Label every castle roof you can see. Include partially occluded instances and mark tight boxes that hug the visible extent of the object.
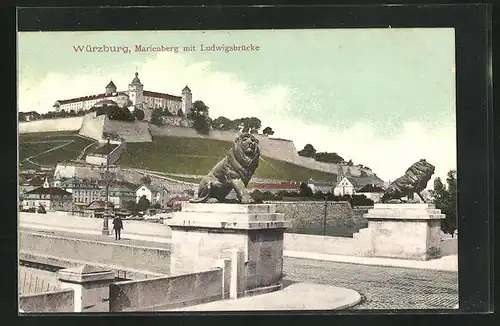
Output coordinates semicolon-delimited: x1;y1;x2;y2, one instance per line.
182;85;191;92
130;72;142;85
106;80;117;89
143;90;182;101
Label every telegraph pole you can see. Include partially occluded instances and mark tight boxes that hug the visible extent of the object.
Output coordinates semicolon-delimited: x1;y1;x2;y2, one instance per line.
102;138;111;235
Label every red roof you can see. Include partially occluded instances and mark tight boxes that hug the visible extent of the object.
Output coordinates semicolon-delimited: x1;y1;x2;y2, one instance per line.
143;90;181;101
251;183;300;190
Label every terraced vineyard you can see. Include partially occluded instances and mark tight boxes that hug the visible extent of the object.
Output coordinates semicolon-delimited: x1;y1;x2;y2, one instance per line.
18;132;95;168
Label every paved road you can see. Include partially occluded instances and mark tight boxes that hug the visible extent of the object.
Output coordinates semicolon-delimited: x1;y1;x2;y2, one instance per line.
283;257;458;309
19;228;458;310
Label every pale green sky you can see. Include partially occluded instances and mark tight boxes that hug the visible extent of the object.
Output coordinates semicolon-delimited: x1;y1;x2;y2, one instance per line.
18;29;455;136
17;29;456;182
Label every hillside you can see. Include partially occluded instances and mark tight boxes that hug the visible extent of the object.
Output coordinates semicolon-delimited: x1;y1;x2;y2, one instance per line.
18;131;95;169
118;136;339;182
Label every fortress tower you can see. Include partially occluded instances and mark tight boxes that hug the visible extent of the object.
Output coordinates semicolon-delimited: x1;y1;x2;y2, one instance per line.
128;72;144;107
181;85;193;116
105;80;117;95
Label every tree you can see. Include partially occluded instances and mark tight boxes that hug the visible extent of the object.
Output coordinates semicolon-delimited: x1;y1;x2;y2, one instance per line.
133;108;145;121
188;101;211;135
313;191;326;200
140;175;152;185
262;126;274;136
211;116;234;131
250;128;258;134
152;202;162;209
347;159;354;166
314;152;345;164
177;108;184;117
150;108;164;125
137;195;151;212
123;200;137;211
298;144;316;157
299;183;313;198
429;170;457;236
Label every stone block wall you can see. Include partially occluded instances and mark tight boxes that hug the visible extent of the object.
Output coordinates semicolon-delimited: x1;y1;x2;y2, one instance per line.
109;269;223;311
266;201;362;229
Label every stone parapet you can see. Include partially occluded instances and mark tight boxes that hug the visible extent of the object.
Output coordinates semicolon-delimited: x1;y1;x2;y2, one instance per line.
357;203;446;260
166;203;289;296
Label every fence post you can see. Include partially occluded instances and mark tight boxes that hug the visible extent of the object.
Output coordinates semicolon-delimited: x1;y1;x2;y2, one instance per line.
57;264;115;313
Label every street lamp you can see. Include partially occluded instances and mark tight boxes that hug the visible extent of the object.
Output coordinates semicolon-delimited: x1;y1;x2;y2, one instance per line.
323;194;328;236
101;137;111;235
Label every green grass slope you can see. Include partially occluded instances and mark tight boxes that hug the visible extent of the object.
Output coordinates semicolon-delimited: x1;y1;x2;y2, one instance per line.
118;136;338;182
18;131;94;167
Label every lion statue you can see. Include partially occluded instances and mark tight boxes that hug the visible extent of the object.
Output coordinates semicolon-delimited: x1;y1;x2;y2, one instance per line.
381;159;435;203
190;133;261;204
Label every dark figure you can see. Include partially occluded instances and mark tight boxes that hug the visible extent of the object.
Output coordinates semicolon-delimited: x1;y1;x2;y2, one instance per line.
112;216;123;240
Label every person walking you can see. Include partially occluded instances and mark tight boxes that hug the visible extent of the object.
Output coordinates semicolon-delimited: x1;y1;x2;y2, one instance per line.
112;216;123;240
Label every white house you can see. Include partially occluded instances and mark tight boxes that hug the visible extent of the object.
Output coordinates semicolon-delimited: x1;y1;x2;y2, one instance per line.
333;177;357;196
135;184;169;207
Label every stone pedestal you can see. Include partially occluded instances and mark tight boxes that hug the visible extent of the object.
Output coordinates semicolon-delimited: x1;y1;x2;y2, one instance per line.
57;264;115;312
362;203;445;260
167;203;291;296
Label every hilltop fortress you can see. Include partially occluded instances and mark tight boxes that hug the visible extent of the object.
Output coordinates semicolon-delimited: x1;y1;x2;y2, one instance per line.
52;72;193;122
19;72;379;179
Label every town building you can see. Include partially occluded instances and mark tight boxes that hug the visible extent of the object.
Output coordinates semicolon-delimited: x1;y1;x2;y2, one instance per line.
333;177;381;196
52;72;194;121
21;183;72;212
307;179;339;194
57;177;102;205
356;184;386;202
135;184;169;207
99;181;136;209
19;175;52;199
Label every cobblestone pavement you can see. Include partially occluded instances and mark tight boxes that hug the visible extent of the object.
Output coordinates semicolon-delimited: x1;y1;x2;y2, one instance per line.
283;257;459;310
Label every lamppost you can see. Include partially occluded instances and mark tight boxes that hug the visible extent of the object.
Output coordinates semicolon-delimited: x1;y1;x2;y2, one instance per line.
323;194;328;236
101;137;111;235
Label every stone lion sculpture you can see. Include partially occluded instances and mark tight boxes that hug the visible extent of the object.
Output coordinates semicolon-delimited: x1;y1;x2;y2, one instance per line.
381;159;435;203
190;133;260;204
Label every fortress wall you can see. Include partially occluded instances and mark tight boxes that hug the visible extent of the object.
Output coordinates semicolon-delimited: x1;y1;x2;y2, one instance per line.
78;112;105;141
18;117;84;133
103;120;152;143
